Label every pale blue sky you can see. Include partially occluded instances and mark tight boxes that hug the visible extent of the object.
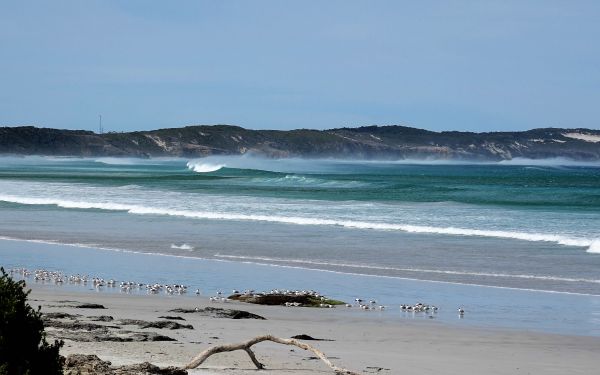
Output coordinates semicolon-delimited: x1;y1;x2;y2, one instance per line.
1;1;599;132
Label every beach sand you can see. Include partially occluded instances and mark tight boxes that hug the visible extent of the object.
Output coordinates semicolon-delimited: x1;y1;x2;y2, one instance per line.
27;284;600;375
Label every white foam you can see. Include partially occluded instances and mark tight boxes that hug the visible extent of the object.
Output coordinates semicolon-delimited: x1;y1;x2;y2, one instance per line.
587;240;600;254
94;157;141;165
186;161;224;173
1;194;598;253
170;243;194;251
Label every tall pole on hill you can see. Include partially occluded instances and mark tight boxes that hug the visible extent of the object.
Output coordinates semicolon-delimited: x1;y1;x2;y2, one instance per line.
98;114;103;134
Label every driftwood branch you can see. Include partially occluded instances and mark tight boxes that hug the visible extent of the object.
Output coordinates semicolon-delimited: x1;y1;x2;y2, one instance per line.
183;334;360;375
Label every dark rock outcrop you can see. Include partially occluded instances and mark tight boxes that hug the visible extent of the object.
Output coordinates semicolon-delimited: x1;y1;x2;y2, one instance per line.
290;334;333;341
43;315;177;342
43;312;81;320
228;293;345;307
157;316;186;321
118;319;193;330
89;315;114;322
63;354;187;375
75;303;106;309
42;319;118;331
51;329;176;342
169;307;266;320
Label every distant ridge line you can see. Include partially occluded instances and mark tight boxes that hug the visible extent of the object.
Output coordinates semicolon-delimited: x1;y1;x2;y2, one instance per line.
1;124;599;160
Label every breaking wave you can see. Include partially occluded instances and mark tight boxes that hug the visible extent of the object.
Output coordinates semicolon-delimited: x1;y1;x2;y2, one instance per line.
587;241;600;254
186;161;224;173
0;194;598;253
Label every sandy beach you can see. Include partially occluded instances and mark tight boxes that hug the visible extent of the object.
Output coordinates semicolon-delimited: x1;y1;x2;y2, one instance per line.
27;284;600;375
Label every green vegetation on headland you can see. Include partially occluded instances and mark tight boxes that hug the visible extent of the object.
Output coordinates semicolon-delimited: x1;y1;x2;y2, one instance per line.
1;124;600;161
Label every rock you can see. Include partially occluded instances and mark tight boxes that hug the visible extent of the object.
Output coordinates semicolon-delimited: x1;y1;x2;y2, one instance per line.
63;354;187;375
158;316;186;321
114;362;187;375
89;315;114;322
228;293;345;307
118;319;193;330
42;319;117;331
169;307;266;320
365;366;391;373
43;312;80;319
49;329;176;342
129;332;177;342
75;303;106;309
290;334;333;341
64;354;112;374
144;321;193;330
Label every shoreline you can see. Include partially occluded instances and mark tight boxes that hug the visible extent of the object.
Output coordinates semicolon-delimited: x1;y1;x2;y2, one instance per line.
2;234;598;297
28;284;600;375
3;238;600;338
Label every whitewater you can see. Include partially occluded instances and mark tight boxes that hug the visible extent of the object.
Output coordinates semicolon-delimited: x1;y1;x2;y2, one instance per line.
0;194;598;253
0;156;599;295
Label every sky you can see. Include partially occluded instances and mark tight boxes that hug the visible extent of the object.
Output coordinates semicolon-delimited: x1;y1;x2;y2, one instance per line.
0;1;599;132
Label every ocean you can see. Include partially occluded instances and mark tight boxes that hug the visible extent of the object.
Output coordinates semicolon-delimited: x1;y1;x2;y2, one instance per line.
0;155;599;335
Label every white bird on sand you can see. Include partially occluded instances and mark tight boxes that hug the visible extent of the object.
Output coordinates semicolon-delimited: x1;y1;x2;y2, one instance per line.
458;307;465;315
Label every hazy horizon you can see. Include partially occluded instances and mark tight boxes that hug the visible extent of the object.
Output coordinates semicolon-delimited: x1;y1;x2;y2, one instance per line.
2;122;600;134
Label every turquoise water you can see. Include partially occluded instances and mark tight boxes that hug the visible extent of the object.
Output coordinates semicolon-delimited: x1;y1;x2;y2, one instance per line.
0;156;599;296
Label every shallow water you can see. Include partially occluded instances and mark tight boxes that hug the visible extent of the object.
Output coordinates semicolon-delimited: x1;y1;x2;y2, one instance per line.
1;239;599;337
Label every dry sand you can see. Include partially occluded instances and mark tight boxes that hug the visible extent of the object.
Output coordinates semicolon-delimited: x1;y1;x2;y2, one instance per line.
29;285;600;375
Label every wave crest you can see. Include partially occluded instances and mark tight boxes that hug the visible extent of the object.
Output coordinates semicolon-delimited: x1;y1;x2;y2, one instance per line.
186;161;224;173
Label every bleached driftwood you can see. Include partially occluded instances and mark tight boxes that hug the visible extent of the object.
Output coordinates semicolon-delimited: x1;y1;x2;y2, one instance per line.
184;334;360;375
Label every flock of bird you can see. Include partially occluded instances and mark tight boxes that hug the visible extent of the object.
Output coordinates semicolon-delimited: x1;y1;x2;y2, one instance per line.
348;299;465;316
10;268;190;296
8;268;466;316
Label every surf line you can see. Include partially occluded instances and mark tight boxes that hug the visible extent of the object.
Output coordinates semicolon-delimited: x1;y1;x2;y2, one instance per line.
0;194;598;253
